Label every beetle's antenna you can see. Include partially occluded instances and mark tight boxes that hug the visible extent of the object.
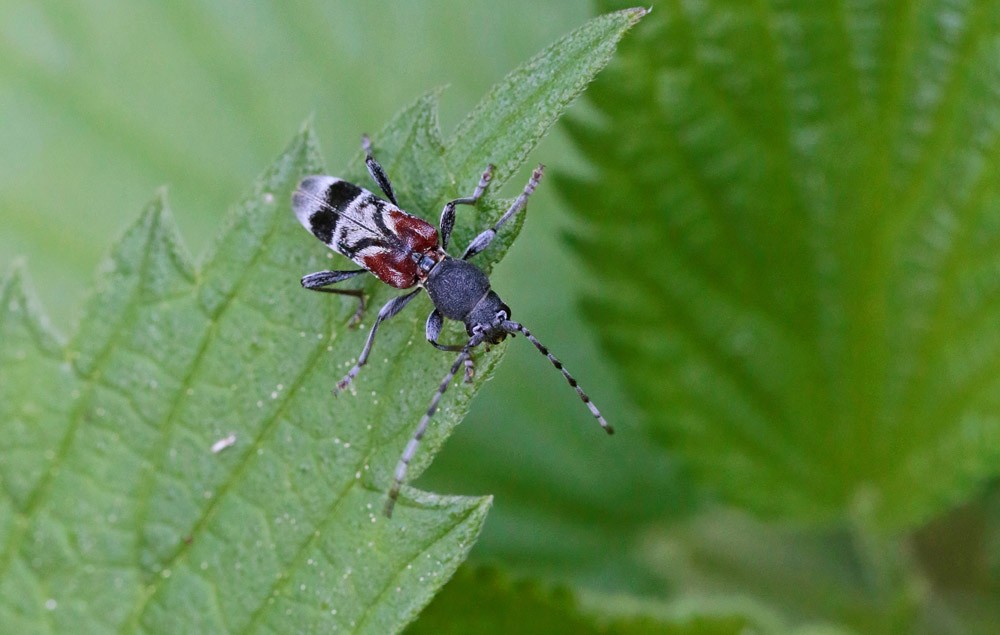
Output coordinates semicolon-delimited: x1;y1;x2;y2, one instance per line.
385;334;485;518
503;321;613;435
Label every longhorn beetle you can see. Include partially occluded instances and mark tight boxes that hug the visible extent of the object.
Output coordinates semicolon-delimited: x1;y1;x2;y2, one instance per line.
292;135;613;518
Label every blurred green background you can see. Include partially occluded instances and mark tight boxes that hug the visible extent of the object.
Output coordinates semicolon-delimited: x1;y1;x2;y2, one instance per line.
5;1;1000;633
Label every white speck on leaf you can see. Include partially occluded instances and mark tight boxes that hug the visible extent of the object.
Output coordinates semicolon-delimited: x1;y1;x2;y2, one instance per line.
211;434;237;454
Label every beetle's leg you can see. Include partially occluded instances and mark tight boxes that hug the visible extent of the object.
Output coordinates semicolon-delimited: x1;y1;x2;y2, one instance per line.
439;164;493;250
335;289;421;393
425;310;475;382
362;134;399;206
462;164;544;260
385;335;483;518
301;269;368;327
424;310;465;351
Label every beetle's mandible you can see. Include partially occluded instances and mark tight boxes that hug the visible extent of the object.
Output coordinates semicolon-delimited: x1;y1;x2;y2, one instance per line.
292;135;613;518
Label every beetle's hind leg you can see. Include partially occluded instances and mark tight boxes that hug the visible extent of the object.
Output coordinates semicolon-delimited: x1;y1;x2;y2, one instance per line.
301;269;368;327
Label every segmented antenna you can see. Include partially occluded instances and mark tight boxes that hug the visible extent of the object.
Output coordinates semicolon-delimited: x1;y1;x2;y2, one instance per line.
503;321;614;435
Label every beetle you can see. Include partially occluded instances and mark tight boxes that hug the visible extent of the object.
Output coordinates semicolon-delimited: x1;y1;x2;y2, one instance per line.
292;135;612;517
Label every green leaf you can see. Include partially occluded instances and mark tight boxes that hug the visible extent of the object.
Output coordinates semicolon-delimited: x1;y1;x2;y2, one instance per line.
563;1;1000;530
0;8;644;632
1;124;488;634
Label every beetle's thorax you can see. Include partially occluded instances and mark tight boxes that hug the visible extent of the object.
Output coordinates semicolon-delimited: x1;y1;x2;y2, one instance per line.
423;257;511;344
423;257;489;319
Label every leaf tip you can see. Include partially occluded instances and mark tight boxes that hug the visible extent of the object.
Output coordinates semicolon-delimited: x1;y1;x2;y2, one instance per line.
153;184;170;207
299;112;316;134
426;84;449;99
0;257;65;349
0;257;30;307
292;118;324;173
467;494;493;524
2;256;28;283
143;186;173;227
601;6;651;30
625;5;651;22
277;117;322;171
88;187;195;296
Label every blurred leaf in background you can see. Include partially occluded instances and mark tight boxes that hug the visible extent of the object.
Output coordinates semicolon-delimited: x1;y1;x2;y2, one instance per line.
408;565;787;635
557;0;1000;633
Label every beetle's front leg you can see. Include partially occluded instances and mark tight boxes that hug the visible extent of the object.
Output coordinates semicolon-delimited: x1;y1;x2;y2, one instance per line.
425;309;474;382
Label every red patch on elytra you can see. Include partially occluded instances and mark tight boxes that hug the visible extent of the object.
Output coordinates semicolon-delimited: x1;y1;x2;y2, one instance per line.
363;251;417;289
389;210;438;252
360;209;442;288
